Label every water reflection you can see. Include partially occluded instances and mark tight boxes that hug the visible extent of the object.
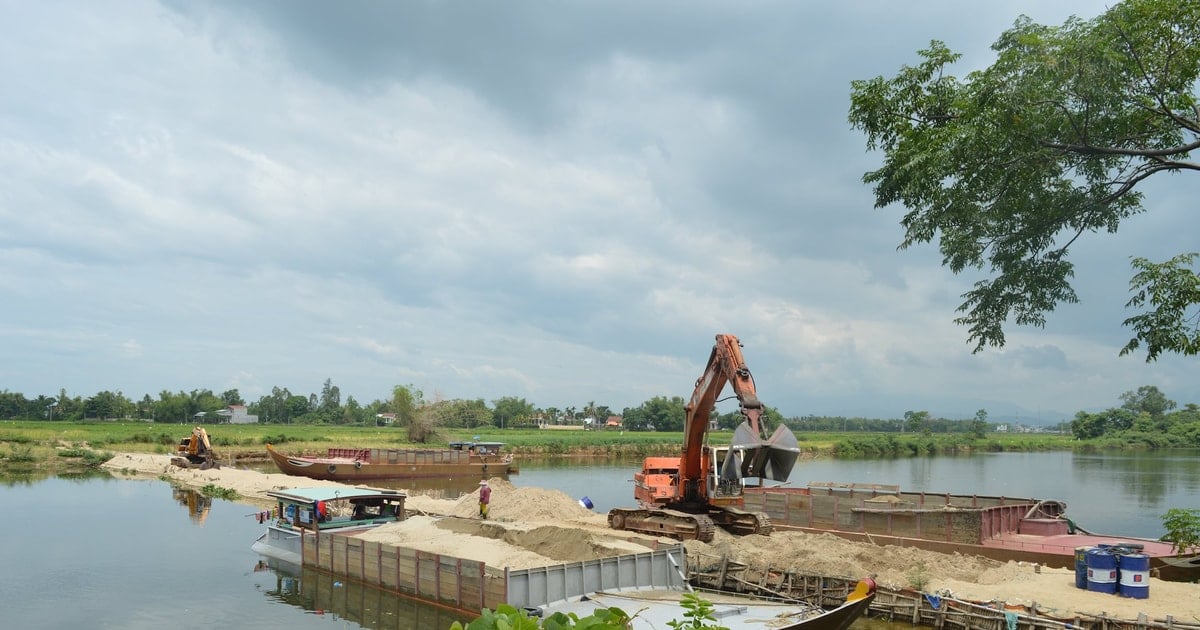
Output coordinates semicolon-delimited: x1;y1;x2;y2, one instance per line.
0;469;110;486
172;487;213;525
252;558;471;629
1071;451;1200;509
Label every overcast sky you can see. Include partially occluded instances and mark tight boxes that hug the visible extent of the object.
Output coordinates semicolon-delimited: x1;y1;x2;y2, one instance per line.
2;1;1196;422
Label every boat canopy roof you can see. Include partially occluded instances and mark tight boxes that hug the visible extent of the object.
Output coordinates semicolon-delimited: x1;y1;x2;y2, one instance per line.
265;486;406;505
448;441;505;448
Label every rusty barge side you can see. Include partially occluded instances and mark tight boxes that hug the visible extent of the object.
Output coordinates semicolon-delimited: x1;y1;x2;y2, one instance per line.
742;483;1199;582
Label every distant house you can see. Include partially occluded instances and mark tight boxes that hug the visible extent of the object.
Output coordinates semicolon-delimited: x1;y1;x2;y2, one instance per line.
376;413;396;425
222;405;258;424
604;416;623;430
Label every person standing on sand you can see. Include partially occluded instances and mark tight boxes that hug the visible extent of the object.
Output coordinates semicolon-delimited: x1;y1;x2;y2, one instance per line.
478;480;491;519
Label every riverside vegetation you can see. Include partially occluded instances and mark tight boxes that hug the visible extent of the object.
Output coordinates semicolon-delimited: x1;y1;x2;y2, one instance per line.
0;420;1084;478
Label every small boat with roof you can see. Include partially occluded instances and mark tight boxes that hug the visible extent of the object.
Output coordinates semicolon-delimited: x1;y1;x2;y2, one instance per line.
251;486;406;567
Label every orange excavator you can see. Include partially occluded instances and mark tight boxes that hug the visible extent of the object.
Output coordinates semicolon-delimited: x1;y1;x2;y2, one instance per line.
172;426;219;470
607;334;800;542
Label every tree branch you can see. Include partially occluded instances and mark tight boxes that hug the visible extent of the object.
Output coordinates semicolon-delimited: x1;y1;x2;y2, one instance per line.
1039;137;1200;159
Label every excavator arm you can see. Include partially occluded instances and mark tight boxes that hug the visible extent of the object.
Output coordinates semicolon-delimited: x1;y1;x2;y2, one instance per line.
679;334;766;502
681;334;800;501
609;334;799;541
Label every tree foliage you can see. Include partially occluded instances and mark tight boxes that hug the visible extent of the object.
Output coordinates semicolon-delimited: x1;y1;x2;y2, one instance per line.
1070;407;1136;439
904;410;933;436
1122;253;1200;360
1119;384;1176;417
1161;508;1200;555
969;409;990;439
450;593;728;630
848;0;1200;357
492;396;536;429
390;384;423;427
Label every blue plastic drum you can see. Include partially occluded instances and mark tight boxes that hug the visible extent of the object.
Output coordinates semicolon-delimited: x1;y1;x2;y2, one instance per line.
1118;553;1150;599
1086;548;1118;594
1074;547;1090;589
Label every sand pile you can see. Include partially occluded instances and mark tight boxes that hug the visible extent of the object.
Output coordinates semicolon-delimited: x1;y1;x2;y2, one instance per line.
356;515;655;570
103;453;1200;621
442;477;604;523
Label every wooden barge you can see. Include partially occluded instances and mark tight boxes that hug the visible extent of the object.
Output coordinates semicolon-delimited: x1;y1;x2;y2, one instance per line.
265;440;517;481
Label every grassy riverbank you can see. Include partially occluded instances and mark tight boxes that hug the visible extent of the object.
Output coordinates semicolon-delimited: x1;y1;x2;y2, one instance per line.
0;420;1078;476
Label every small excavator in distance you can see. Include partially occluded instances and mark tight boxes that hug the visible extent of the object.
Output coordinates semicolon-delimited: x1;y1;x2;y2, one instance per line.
172;426;219;470
607;334;801;543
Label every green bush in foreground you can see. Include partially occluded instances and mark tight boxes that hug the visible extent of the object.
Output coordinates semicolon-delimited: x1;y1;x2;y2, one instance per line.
451;593;728;630
1162;508;1200;554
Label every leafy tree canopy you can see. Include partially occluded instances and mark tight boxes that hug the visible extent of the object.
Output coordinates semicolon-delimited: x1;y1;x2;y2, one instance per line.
1120;384;1176;417
849;0;1200;359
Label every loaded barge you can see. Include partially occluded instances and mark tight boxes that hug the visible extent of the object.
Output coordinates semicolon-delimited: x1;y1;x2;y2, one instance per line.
742;482;1200;582
265;440;517;481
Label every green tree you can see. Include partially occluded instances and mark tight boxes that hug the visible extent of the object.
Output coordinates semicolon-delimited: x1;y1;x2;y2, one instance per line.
640;396;687;432
389;384;423;427
492;396;535;429
969;409;990;439
220;389;244;406
287;394;312;421
54;388;83;421
252;387;292;424
848;0;1200;357
904;410;933;436
408;404;441;443
1070;407;1136;439
136;394;155;419
83;390;132;419
339;395;363;425
154;390;194;423
1122;253;1200;359
319;378;341;416
429;398;492;428
1120;385;1176;417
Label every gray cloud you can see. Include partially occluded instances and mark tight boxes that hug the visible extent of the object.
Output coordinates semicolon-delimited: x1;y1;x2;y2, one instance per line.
1;0;1195;421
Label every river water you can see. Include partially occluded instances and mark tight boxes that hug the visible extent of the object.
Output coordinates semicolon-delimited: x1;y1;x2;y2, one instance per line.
511;449;1200;539
2;449;1197;629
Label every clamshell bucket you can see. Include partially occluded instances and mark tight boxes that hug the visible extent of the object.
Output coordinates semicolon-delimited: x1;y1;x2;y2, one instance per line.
728;421;800;482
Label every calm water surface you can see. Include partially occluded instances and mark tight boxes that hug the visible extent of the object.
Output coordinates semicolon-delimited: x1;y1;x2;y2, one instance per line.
3;449;1197;629
511;449;1200;538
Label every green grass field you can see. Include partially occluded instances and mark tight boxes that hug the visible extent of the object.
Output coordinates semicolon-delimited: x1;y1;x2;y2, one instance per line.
0;420;1075;468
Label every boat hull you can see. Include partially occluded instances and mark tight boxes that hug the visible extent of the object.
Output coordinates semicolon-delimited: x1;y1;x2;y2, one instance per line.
266;443;518;481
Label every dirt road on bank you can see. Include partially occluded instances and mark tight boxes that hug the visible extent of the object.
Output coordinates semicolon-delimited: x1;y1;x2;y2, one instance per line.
103;453;1200;623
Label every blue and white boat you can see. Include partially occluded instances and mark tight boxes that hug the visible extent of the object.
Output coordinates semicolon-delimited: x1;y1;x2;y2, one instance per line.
251;486;406;567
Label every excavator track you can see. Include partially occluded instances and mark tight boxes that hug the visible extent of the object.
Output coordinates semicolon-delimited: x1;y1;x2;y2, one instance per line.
607;508;717;543
710;508;772;536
